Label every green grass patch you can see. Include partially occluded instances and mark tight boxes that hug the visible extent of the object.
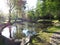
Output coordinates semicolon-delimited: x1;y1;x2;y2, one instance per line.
33;26;60;45
47;26;60;32
52;20;59;23
32;31;52;45
38;31;52;42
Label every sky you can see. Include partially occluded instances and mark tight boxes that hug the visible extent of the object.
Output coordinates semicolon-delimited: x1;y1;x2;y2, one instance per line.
0;0;37;14
0;0;9;14
0;0;37;38
26;0;37;10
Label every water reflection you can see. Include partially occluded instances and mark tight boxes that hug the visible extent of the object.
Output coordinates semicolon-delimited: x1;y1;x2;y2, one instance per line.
22;28;36;36
2;26;16;38
2;21;52;38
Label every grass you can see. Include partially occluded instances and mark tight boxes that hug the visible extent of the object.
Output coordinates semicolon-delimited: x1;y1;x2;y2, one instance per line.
32;31;52;45
38;31;52;42
32;25;60;45
47;26;60;33
52;20;59;23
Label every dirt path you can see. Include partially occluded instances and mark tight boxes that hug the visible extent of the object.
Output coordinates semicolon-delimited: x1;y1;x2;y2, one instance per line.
50;32;60;45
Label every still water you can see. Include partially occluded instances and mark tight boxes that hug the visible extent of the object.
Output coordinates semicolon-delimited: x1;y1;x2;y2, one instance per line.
1;22;51;38
1;23;36;38
2;26;16;38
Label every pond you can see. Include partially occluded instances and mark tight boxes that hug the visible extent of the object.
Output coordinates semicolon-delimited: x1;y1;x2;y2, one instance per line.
2;26;16;38
2;21;53;38
1;23;36;38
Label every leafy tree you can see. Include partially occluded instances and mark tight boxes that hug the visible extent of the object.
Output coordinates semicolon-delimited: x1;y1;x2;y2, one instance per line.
0;11;6;23
36;0;60;20
27;9;40;22
28;10;35;21
8;0;26;39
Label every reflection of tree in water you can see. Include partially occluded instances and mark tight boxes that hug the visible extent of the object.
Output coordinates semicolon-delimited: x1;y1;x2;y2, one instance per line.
11;20;53;45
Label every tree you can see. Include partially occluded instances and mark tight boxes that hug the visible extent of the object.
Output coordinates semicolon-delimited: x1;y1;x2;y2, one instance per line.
27;9;40;22
36;0;60;20
7;0;26;39
0;12;6;23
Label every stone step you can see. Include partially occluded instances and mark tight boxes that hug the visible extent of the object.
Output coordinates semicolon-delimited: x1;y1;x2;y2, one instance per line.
51;34;60;39
50;38;60;44
53;32;60;34
52;38;60;42
51;36;60;40
50;42;57;45
53;34;60;37
50;32;60;45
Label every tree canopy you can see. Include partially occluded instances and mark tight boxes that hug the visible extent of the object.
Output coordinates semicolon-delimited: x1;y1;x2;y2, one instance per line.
35;0;60;20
